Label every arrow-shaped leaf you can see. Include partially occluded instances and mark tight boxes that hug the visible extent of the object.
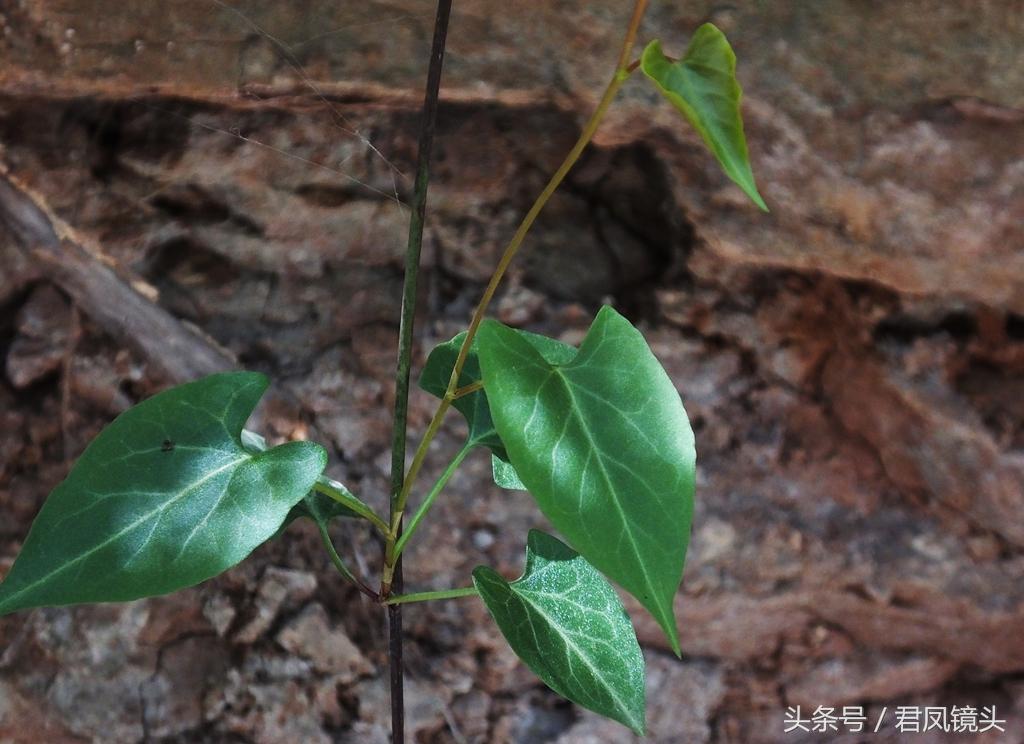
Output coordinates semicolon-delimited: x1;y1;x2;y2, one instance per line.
473;530;645;733
476;306;695;654
0;372;326;614
642;24;767;210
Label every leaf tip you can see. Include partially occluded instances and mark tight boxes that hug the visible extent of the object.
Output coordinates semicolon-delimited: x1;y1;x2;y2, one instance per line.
749;186;769;212
653;598;683;658
477;317;502;337
229;369;271;394
308;441;329;474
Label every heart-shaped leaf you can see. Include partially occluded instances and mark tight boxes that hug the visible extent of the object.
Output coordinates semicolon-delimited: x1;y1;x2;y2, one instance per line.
642;24;767;211
476;306;695;654
473;530;645;733
0;372;326;614
419;329;576;464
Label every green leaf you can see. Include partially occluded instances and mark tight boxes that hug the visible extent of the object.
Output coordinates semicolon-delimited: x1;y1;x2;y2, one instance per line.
641;24;767;211
492;453;527;491
419;330;577;458
476;306;695;655
245;430;364;536
473;530;645;734
419;332;505;453
0;372;327;614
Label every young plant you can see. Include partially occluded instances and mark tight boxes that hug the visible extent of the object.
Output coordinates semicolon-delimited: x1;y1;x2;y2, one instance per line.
0;1;765;738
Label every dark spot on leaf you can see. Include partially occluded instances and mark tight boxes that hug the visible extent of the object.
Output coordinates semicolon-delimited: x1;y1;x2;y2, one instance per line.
161;439;175;452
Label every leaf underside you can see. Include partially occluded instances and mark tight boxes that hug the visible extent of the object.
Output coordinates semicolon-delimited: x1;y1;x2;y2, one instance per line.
0;372;326;614
474;530;646;733
642;24;767;211
492;453;527;491
477;306;695;654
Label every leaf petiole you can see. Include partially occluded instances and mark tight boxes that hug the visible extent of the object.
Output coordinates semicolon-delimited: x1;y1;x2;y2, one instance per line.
316;520;379;601
452;380;484;400
392;442;473;560
383;586;478;605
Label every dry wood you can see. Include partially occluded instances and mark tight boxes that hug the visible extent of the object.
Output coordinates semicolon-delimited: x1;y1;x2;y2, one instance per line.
0;167;235;384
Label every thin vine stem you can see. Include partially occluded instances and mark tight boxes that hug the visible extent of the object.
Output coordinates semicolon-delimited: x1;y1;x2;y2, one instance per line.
384;586;478;605
316;520;379;601
384;1;454;742
387;0;649;534
393;442;472;560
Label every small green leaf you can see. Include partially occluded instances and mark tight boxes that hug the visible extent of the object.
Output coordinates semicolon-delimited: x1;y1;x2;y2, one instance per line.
419;330;576;458
420;332;505;453
492;454;527;491
0;372;327;614
474;530;645;734
641;24;767;210
477;306;695;655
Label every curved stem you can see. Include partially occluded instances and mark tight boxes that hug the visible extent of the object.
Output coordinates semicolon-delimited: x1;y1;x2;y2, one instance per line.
388;0;649;531
393;442;472;560
384;586;478;605
316;520;379;601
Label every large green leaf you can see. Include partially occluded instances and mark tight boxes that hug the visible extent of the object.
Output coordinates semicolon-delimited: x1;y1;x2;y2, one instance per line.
419;329;576;460
474;530;645;733
476;306;695;655
0;372;326;614
641;24;767;211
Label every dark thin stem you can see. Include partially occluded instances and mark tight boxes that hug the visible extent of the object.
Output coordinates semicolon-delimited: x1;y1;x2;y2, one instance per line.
385;1;453;742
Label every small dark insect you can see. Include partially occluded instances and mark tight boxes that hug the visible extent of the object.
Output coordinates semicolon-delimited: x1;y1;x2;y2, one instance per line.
161;439;175;452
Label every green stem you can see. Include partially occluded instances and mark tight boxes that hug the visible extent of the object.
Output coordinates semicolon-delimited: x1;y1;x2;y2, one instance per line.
452;380;483;399
316;519;378;600
384;586;478;605
393;442;472;559
390;2;648;521
314;477;390;536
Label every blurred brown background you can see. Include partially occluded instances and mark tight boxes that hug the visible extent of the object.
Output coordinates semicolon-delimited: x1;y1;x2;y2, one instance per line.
1;1;1023;742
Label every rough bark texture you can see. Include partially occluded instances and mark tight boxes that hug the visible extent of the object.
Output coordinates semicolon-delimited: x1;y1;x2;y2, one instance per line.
2;2;1023;742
